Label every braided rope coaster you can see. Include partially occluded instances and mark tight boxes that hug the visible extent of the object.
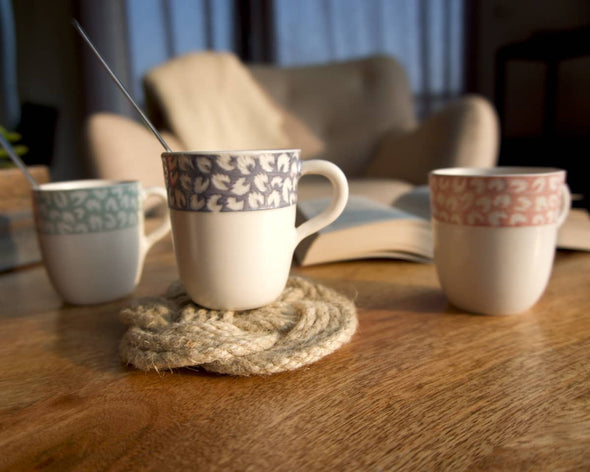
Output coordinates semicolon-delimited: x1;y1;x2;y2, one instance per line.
119;276;358;376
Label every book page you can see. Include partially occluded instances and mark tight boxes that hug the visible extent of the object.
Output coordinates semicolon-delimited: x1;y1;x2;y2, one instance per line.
557;208;590;251
298;196;423;234
296;195;433;265
391;185;431;220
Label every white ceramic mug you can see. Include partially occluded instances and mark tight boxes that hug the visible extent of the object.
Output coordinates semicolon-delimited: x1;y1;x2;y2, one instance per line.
429;167;571;315
32;179;171;305
161;149;349;310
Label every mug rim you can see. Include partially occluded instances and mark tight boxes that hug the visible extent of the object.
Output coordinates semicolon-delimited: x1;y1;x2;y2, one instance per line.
162;148;301;157
430;166;565;177
33;179;139;193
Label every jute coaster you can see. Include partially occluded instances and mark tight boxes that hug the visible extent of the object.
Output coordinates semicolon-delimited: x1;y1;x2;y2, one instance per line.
119;276;358;376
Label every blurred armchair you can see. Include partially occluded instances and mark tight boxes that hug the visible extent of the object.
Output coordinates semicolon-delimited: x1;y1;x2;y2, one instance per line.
250;55;498;179
85;53;499;205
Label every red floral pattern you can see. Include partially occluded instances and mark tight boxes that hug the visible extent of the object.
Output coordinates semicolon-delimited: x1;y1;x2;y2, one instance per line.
429;172;566;227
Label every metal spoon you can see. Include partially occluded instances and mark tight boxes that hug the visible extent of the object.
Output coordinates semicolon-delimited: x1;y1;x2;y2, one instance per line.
72;19;172;152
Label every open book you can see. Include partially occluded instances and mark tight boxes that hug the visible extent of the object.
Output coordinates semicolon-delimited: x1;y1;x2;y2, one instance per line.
295;186;433;266
558;207;590;252
295;185;590;266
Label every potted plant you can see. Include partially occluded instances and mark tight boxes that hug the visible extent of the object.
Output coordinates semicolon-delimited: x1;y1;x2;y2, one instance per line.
0;125;28;167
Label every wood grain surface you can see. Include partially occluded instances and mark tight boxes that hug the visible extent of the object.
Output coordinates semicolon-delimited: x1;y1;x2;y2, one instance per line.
0;235;589;471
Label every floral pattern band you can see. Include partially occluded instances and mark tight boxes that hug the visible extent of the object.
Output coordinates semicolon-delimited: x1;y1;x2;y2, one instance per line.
429;172;566;227
33;182;140;235
162;151;301;212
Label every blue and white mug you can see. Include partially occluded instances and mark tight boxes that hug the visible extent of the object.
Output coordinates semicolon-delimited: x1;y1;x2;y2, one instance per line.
161;149;349;310
32;180;170;304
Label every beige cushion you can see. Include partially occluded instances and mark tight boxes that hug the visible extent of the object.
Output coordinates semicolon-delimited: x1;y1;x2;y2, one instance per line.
250;55;416;176
365;95;499;184
143;51;323;158
280;107;324;159
84;112;184;188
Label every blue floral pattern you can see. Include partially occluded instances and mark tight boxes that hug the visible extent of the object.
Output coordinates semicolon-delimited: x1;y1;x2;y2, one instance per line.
162;151;301;212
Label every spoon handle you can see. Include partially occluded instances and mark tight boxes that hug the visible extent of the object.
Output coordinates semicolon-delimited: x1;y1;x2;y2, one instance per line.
73;19;172;152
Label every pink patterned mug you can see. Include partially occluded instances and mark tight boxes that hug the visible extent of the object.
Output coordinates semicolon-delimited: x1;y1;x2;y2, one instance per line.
429;167;571;315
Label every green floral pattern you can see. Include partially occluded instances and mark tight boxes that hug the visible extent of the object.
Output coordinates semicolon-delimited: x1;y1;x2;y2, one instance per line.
33;182;140;235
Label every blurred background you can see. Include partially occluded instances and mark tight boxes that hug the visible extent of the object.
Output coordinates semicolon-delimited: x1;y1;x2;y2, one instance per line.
1;0;589;205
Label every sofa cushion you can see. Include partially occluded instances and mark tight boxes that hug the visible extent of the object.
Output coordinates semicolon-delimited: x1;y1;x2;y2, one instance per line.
250;55;416;176
85;112;183;188
143;52;323;159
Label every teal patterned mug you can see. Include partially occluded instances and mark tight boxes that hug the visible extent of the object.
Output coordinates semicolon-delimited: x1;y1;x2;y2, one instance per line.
32;179;170;304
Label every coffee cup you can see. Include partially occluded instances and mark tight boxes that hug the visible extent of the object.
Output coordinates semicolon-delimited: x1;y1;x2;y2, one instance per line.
32;179;171;305
161;149;348;310
429;167;570;315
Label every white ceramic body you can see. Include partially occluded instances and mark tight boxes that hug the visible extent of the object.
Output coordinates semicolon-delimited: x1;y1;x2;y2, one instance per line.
38;225;146;305
171;206;297;310
34;180;170;305
433;221;558;315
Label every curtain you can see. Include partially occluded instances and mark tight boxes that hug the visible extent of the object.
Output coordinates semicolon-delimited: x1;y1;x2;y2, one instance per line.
0;0;19;128
78;0;234;115
125;0;234;100
78;0;464;117
273;0;465;116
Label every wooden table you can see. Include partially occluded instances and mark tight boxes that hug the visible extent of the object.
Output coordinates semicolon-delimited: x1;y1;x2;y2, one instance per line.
1;235;589;471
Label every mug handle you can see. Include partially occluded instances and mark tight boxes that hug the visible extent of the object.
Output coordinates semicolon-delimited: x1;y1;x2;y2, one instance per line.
140;186;171;256
295;160;349;246
556;183;571;227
